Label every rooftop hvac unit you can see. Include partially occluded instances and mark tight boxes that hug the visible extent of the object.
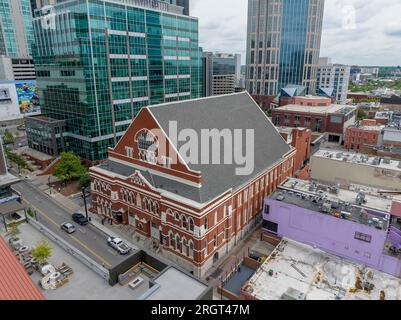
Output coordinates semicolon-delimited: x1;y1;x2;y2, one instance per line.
383;157;391;164
336;153;343;159
343;157;348;162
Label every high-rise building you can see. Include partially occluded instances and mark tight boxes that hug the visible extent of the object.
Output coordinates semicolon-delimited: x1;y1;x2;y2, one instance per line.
0;0;34;58
317;57;350;104
202;52;241;96
27;0;202;162
246;0;325;99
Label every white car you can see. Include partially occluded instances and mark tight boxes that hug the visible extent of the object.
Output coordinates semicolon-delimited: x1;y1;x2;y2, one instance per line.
107;236;131;255
61;222;76;234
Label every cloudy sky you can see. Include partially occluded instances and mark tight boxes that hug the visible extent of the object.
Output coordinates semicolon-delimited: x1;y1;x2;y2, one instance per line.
191;0;401;66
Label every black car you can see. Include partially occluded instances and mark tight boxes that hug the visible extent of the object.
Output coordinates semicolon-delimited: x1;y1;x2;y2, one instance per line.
72;213;89;226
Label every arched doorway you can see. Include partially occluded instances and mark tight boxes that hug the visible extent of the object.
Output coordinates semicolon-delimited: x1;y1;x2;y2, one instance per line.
213;252;219;264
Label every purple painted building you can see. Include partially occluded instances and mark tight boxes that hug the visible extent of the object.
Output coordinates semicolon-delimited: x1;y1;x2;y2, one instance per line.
263;178;401;278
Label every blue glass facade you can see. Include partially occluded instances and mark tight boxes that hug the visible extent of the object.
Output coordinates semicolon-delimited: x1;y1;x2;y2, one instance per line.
278;0;309;91
246;0;324;96
30;0;202;161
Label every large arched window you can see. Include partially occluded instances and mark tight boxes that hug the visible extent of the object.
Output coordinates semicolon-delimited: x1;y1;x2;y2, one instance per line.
175;211;180;221
189;218;194;232
168;231;174;248
182;238;187;255
175;234;180;251
136;130;158;164
189;240;194;259
181;215;187;229
143;198;149;211
154;203;160;216
136;194;142;208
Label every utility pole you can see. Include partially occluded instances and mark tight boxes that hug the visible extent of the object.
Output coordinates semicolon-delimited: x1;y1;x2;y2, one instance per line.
82;187;89;219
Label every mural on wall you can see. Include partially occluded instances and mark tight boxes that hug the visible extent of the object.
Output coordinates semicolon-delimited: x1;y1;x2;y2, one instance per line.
15;82;40;114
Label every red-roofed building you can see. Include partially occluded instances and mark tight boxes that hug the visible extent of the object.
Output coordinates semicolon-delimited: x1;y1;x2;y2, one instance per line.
0;236;44;300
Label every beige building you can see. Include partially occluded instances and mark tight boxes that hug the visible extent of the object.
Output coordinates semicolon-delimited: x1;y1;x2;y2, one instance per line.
310;149;401;191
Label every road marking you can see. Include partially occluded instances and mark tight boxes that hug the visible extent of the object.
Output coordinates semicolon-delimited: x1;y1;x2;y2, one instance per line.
25;202;112;268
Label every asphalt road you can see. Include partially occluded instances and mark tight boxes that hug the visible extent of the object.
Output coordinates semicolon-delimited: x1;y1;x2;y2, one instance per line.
13;180;133;269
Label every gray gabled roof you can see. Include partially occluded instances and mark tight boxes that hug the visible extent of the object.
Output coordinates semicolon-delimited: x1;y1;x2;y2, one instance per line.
144;92;291;203
99;92;291;205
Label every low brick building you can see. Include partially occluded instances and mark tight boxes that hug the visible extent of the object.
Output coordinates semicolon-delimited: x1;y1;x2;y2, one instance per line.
272;103;357;144
344;119;384;151
278;127;312;173
89;93;296;277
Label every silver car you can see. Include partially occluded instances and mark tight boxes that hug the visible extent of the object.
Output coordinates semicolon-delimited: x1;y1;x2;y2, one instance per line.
61;222;76;234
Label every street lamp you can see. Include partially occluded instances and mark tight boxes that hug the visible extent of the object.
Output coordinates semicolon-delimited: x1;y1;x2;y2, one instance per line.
48;176;52;195
82;187;89;219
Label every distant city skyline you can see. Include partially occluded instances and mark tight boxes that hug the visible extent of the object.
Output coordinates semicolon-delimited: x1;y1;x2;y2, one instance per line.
192;0;401;66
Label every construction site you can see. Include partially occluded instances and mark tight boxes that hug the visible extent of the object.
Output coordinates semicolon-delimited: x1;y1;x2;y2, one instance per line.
241;239;401;300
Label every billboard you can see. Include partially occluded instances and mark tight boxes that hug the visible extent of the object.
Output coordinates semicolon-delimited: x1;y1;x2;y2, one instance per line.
15;81;41;115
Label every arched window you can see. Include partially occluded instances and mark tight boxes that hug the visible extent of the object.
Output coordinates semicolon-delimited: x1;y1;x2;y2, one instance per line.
204;218;208;230
204;240;208;257
189;240;194;258
137;194;142;208
213;234;217;248
166;209;173;216
175;235;180;251
149;200;154;213
182;216;187;229
189;218;194;232
144;198;149;211
130;192;135;205
175;212;180;221
168;231;174;247
182;238;187;255
154;203;160;216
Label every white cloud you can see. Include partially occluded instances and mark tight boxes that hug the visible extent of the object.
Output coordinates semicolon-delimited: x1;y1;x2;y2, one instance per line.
191;0;401;66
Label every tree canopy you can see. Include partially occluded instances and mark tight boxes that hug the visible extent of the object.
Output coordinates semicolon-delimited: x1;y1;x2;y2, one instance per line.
53;152;87;183
31;240;52;263
3;129;15;145
5;148;31;172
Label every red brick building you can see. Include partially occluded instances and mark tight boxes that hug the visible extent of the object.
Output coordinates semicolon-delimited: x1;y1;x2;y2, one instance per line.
89;93;296;277
272;103;357;144
278;127;312;173
279;96;332;108
344;119;384;151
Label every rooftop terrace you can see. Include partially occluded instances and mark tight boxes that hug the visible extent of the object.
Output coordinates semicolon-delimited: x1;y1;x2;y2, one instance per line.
271;178;394;230
242;239;401;300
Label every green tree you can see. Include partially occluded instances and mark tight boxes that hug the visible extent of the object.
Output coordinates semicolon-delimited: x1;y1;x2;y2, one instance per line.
31;240;52;264
3;129;15;146
357;109;368;120
5;148;32;173
53;152;87;183
79;172;91;188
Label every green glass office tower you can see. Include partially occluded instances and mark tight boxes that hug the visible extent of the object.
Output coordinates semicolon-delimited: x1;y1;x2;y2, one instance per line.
0;0;34;57
30;0;202;161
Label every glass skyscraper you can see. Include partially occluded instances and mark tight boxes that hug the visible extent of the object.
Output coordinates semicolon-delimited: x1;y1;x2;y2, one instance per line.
0;0;34;57
29;0;202;161
246;0;324;97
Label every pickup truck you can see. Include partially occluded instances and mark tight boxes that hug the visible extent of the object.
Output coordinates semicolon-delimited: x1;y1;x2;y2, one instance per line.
107;236;131;255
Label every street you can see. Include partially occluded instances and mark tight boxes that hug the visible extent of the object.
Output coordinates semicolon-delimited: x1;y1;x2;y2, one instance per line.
13;180;132;269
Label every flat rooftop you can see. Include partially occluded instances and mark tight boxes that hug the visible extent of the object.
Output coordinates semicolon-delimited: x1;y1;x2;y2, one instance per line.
242;239;401;300
0;172;20;188
142;267;209;300
276;104;356;115
313;149;401;173
271;178;393;230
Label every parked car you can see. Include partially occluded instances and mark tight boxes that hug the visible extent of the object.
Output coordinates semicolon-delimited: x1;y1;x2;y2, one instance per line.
61;222;76;234
72;213;89;226
107;236;131;255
